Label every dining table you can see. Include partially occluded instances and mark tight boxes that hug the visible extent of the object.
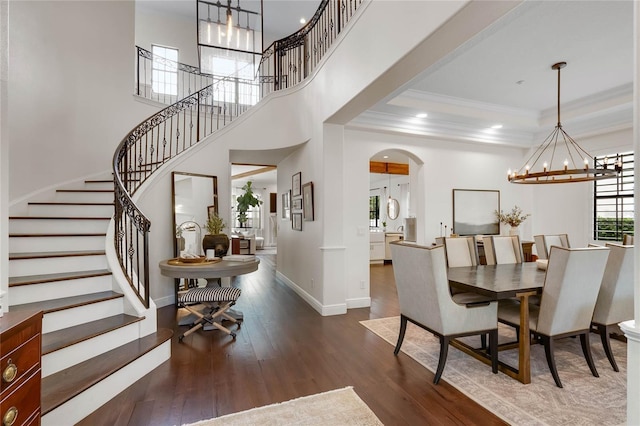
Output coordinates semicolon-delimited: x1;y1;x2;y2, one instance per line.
447;262;547;384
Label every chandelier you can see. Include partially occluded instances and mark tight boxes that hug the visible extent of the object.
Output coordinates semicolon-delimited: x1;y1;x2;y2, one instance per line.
197;0;262;78
508;62;621;184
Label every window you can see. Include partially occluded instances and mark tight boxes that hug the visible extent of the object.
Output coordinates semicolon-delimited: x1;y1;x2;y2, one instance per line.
152;45;178;96
369;195;380;228
594;152;634;241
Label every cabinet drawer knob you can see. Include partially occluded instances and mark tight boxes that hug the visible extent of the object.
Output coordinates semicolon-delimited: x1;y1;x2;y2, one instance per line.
2;360;17;383
2;406;17;426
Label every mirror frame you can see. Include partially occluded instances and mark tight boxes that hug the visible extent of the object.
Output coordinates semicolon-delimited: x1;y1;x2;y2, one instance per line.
171;171;218;257
387;198;400;220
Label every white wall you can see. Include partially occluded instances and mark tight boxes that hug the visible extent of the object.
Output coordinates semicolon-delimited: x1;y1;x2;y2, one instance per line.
8;1;156;203
343;129;533;305
1;0;8;312
135;1;199;67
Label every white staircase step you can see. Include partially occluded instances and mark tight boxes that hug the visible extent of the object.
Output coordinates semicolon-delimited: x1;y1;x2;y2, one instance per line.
9;272;112;305
28;202;113;217
42;319;140;377
54;189;114;203
9;217;110;234
17;291;125;334
9;234;107;253
82;180;115;191
9;251;108;277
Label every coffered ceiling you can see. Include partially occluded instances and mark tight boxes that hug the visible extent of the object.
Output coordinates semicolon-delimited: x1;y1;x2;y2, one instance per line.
359;0;634;152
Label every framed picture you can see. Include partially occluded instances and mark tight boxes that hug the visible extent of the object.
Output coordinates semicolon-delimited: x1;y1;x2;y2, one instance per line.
292;172;302;197
292;212;303;231
292;198;303;210
302;182;314;221
452;189;500;236
281;192;290;220
207;205;216;219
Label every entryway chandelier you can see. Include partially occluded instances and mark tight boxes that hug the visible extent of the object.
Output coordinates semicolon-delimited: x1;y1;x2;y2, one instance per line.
508;62;621;184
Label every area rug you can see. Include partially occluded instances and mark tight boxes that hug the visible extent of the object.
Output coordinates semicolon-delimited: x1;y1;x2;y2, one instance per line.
361;317;627;426
183;386;382;426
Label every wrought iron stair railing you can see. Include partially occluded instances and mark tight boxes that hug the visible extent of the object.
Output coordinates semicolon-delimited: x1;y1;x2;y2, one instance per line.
113;0;363;307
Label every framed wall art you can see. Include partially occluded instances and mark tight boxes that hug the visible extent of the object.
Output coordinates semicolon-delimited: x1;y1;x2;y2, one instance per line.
452;189;500;236
292;172;302;197
302;182;314;221
292;198;303;210
292;212;303;231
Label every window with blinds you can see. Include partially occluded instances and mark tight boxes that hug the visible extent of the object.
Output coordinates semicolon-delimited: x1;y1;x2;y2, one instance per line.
594;152;634;241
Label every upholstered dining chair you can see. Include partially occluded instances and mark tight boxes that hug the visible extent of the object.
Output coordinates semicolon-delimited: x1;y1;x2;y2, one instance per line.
533;234;570;260
498;246;610;388
622;234;634;245
390;241;498;384
592;243;633;372
483;235;524;265
443;236;479;267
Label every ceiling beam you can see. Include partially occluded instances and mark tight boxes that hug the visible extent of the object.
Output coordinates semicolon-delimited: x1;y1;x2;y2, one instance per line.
232;166;277;180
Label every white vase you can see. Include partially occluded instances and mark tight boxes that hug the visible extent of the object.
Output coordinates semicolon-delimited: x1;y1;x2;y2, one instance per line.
509;226;520;237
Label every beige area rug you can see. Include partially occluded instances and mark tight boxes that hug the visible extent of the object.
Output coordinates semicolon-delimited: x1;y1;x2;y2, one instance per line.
361;317;627;426
183;386;382;426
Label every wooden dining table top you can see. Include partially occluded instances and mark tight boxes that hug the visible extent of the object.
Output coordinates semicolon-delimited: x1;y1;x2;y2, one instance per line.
447;262;547;299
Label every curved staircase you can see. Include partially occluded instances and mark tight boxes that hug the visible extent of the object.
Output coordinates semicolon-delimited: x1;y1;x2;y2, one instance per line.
8;176;172;425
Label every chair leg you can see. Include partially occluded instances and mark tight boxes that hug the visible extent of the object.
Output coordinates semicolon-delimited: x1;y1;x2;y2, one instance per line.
580;332;599;378
542;336;563;388
489;329;498;374
394;315;408;355
480;334;487;349
597;324;619;372
434;336;450;384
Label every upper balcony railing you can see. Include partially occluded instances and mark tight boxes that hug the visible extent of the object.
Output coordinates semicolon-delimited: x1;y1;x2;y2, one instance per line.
115;0;363;307
258;0;362;97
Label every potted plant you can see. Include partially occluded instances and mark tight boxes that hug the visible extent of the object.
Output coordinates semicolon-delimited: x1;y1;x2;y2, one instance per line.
236;181;263;228
202;212;229;257
495;205;530;236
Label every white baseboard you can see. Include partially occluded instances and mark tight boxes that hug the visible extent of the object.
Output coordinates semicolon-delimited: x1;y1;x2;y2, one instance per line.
276;271;347;316
346;297;371;309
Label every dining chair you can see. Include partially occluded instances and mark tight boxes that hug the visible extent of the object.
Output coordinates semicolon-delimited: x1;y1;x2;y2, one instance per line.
443;236;479;267
498;246;610;388
592;243;633;372
533;234;570;260
483;235;524;265
390;241;498;384
622;234;634;245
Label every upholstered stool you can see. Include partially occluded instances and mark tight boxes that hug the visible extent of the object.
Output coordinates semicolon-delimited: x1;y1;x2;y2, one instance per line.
177;286;242;341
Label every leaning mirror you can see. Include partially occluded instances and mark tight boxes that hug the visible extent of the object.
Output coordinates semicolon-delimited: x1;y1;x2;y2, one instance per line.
171;172;218;257
387;198;400;220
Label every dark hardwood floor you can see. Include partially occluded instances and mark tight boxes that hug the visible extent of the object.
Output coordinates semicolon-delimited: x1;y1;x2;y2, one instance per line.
78;254;506;425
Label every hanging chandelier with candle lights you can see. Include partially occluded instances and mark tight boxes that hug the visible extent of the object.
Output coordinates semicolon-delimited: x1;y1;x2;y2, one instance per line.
508;62;621;184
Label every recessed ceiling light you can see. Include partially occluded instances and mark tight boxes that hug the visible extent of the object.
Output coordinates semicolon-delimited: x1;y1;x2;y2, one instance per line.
491;124;503;129
383;155;389;159
300;18;306;24
416;113;428;118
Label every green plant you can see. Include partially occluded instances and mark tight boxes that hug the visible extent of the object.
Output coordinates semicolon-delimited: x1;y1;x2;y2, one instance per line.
236;181;263;226
204;212;226;235
382;221;387;228
495;205;530;227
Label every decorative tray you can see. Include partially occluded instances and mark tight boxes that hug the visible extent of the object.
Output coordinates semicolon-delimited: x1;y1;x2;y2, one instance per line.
167;257;222;266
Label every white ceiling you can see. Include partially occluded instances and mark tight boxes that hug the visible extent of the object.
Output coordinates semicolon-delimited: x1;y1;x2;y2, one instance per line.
362;0;634;154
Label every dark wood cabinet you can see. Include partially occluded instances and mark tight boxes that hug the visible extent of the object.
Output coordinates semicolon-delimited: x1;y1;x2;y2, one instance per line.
1;311;43;426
